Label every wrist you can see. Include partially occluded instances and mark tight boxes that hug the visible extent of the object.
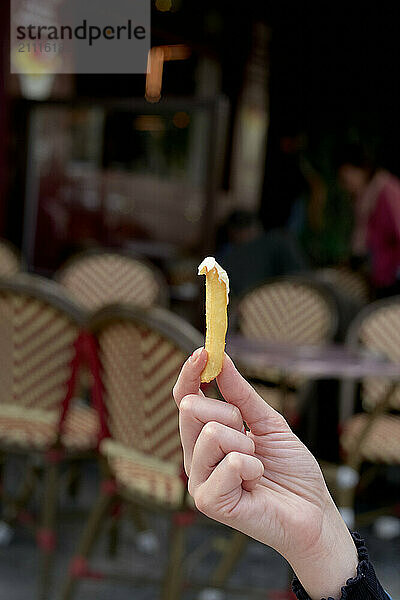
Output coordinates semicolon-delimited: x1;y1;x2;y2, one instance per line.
287;499;358;600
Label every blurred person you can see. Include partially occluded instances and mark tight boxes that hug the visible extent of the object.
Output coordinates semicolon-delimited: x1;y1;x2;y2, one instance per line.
217;210;308;296
173;350;392;600
336;143;400;297
262;128;327;237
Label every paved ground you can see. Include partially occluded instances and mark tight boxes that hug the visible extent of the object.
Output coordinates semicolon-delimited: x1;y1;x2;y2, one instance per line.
0;457;399;600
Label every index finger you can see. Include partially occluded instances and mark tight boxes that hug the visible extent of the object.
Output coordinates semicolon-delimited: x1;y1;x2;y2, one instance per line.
173;347;208;407
216;354;287;434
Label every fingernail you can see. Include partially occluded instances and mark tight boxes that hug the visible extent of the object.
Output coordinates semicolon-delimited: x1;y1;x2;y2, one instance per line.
189;347;204;363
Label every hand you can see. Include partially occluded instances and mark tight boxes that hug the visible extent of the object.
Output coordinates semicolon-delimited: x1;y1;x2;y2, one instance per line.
173;349;358;600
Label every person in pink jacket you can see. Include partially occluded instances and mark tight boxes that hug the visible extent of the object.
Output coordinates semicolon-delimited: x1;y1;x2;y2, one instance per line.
336;144;400;297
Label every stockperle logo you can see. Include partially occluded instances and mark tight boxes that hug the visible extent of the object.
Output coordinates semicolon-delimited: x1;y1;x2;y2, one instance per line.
11;0;150;74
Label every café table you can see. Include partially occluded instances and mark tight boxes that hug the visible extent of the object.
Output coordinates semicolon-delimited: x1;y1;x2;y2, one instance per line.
226;335;400;423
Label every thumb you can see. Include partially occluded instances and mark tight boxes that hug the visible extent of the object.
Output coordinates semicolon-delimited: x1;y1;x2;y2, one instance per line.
217;354;286;435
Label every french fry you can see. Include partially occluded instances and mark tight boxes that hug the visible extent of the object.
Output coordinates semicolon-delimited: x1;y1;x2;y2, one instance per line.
198;257;229;383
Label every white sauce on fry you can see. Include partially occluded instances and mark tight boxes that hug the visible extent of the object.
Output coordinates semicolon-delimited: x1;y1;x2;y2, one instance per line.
198;256;230;303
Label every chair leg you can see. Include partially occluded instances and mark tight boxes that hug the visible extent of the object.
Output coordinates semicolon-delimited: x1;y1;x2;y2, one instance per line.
8;462;40;525
37;461;59;600
161;515;186;600
61;488;114;600
210;531;249;587
0;452;14;546
128;503;161;554
128;503;148;532
17;463;39;508
66;463;82;499
108;502;121;558
0;451;5;511
0;458;40;547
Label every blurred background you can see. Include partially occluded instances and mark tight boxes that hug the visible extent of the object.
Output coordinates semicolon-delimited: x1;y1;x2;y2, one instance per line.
0;2;400;599
1;2;399;281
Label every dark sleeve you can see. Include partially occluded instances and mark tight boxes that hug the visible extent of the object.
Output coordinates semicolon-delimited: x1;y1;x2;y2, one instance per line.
292;532;391;600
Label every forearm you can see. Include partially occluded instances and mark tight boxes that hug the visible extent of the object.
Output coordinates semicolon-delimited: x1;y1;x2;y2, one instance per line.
292;532;391;599
288;501;358;600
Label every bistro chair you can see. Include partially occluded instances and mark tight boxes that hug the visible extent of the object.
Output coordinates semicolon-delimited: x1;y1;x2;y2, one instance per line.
236;276;338;417
316;265;370;306
0;274;100;600
61;305;266;600
55;248;169;310
0;239;21;276
56;249;169;541
336;296;400;526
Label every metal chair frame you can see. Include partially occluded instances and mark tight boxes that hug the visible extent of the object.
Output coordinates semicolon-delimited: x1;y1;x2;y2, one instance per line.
339;294;400;425
337;296;400;525
0;274;95;600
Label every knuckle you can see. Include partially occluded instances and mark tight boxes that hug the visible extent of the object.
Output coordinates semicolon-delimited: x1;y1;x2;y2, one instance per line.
179;394;195;414
193;488;210;514
225;451;242;470
201;421;221;440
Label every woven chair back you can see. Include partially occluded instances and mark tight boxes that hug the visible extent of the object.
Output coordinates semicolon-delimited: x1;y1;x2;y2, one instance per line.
349;298;400;411
317;266;370;305
91;306;202;465
238;277;337;344
57;251;168;311
0;276;83;414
